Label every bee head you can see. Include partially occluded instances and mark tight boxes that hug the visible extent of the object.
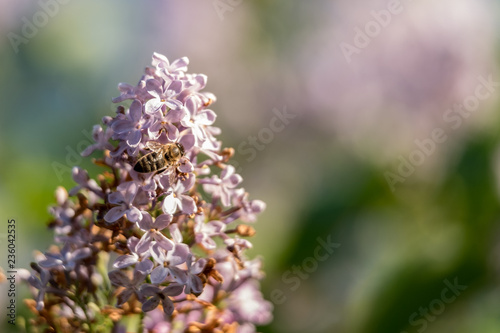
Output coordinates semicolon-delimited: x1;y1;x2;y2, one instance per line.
173;143;185;158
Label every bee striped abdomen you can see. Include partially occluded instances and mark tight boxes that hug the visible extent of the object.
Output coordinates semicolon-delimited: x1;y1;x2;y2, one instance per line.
134;152;167;173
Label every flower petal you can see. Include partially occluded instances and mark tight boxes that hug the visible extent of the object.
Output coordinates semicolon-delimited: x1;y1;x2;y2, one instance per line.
180;195;196;215
111;119;135;134
137;211;153;230
196;110;217;125
136;260;154;275
170;57;189;72
161;298;175;316
124;182;139;204
108;191;125;205
104;206;126;223
117;288;134;306
164;123;179;141
140;284;160;297
187;275;204;295
162;193;178;215
178;158;194;173
142;296;161;312
168;224;183;243
38;257;63;269
129;99;143;123
136;232;153;253
190;258;207;275
71;248;91;261
154;233;174;252
126;207;142;222
168;267;188;284
108;270;130;286
127;129;142;147
113;254;138;269
154;214;172;230
168;243;189;266
145;99;164;115
179;134;195;151
150;266;169;284
184;95;198;116
162;283;184;297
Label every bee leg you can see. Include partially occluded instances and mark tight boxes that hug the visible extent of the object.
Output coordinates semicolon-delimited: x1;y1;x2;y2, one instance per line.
153;167;168;177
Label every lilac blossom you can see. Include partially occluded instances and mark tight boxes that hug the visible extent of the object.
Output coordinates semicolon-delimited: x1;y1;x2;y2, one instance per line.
81;124;113;157
38;244;91;271
27;269;50;311
23;53;271;332
144;80;183;116
184;254;206;295
104;181;142;223
194;216;226;250
136;212;174;253
150;243;189;284
140;283;184;316
110;99;149;147
113;236;153;274
180;95;217;145
68;167;101;196
226;280;273;325
201;165;243;206
160;174;196;215
109;269;147;306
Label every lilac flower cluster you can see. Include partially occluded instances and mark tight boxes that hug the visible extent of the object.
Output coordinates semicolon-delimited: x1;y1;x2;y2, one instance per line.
23;53;272;332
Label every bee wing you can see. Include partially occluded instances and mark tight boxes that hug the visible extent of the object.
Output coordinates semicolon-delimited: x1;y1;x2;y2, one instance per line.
167;165;178;187
145;141;165;153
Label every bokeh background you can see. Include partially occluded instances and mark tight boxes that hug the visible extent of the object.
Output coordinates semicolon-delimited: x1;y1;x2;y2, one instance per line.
1;0;500;332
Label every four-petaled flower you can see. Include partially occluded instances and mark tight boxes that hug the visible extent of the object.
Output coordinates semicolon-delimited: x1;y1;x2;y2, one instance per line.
110;99;149;148
140;283;184;316
113;236;154;275
109;269;147;306
136;212;174;253
38;243;92;271
201;165;243;206
161;175;196;215
104;182;142;223
184;254;206;295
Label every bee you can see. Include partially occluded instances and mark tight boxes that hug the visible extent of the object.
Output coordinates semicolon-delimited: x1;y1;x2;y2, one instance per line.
133;142;185;179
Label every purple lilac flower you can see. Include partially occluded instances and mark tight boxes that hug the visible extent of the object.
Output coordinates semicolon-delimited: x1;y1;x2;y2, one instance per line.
81;124;114;157
113;236;153;274
140;283;184;316
38;243;91;271
136;212;174;253
27;269;50;311
108;269;147;306
194;216;226;250
23;53;271;332
160;174;196;215
104;181;142;223
200;165;243;206
69;167;101;196
183;254;206;295
110;99;149;148
150;243;189;284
